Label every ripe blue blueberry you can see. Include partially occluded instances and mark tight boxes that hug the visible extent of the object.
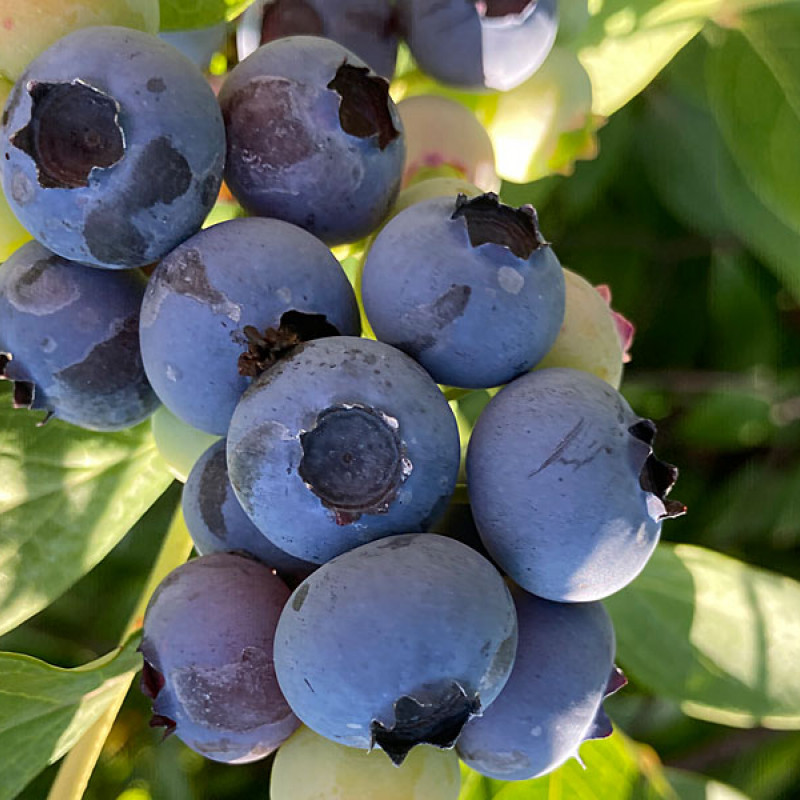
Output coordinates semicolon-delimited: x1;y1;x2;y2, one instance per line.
0;240;158;430
361;193;566;388
182;439;316;586
226;336;461;564
140;553;299;763
457;588;626;780
397;0;558;91
239;0;399;79
0;26;225;269
274;533;518;763
467;368;685;601
140;217;360;435
219;35;405;245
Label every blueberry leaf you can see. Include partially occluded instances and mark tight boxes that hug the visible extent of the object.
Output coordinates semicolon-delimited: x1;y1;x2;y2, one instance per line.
0;634;142;800
0;383;173;636
664;768;751;800
642;52;800;304
458;731;673;799
606;543;800;728
158;0;254;31
707;7;800;240
570;0;708;116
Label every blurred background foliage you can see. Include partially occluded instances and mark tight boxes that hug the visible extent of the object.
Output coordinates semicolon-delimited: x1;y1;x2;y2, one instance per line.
3;1;800;798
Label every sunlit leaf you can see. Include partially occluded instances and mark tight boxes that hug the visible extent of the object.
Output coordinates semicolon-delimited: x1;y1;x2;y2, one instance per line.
607;544;800;728
0;635;142;800
159;0;254;31
0;385;173;636
458;731;674;800
665;768;751;799
572;0;712;115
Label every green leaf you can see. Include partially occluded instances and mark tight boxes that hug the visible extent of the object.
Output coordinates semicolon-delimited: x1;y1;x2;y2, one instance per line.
707;8;800;237
706;249;778;372
572;0;710;116
606;543;800;728
665;768;751;799
159;0;253;31
0;385;173;636
642;45;800;303
572;0;797;117
458;731;674;800
640;90;730;239
675;390;774;451
705;458;800;552
0;635;142;800
715;131;800;304
458;761;507;800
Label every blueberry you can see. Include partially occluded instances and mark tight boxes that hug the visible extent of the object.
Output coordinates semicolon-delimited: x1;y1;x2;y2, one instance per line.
140;553;299;763
457;588;626;780
273;533;518;763
397;0;558;91
140;217;360;435
467;368;685;601
1;26;225;269
361;193;566;388
271;726;462;800
239;0;399;79
219;35;405;245
182;439;316;587
226;336;460;564
396;94;499;191
0;240;158;430
535;269;635;390
430;497;497;568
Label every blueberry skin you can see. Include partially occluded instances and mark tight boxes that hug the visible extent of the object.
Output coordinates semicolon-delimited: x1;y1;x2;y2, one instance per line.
218;35;405;245
361;195;566;389
140;553;299;763
397;0;558;91
226;336;460;564
0;240;159;430
467;368;676;602
240;0;399;79
1;26;225;269
182;439;316;587
140;217;360;435
274;534;518;756
458;589;617;780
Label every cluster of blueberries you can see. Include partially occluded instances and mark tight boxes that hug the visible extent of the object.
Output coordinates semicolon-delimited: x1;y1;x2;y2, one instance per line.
0;6;685;795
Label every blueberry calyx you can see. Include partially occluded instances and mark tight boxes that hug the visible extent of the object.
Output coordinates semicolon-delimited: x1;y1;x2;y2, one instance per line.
605;665;628;697
371;681;481;765
0;351;42;416
139;657;166;700
583;666;627;742
326;63;399;150
297;403;412;524
149;714;177;740
10;80;125;190
452;193;546;259
237;310;341;378
629;419;686;520
140;655;177;740
260;0;324;43
473;0;537;19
